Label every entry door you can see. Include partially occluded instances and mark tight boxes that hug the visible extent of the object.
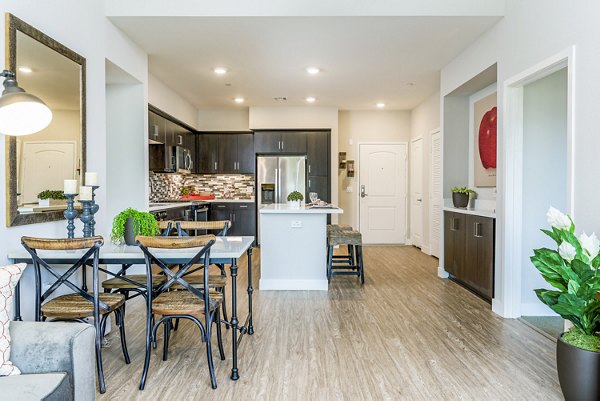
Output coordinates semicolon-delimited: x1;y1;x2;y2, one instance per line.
20;141;77;204
359;144;407;244
410;138;423;248
430;131;442;258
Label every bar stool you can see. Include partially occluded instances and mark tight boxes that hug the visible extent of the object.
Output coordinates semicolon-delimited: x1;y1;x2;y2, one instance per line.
327;227;364;284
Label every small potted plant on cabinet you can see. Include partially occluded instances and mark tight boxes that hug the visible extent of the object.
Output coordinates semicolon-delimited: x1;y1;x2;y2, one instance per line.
532;207;600;401
287;190;304;209
37;190;67;207
451;186;476;208
111;208;160;246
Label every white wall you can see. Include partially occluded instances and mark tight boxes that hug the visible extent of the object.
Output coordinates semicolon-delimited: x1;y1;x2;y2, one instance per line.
148;73;198;128
440;0;600;316
197;108;250;131
410;92;440;254
250;106;339;217
338;110;412;229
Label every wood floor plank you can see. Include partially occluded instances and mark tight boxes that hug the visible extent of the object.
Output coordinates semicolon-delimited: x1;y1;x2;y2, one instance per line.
97;245;562;400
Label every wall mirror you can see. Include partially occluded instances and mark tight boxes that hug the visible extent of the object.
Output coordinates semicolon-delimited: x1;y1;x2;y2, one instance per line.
5;13;86;226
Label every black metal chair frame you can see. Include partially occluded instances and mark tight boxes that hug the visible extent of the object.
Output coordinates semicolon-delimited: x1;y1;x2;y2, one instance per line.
137;237;224;390
21;238;130;394
327;234;365;285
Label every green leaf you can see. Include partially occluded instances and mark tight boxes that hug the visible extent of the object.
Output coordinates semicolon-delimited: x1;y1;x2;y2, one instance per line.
541;228;561;245
571;259;594;282
568;280;580;295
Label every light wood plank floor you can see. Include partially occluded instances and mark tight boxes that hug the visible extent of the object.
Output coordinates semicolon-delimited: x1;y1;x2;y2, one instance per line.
98;246;562;400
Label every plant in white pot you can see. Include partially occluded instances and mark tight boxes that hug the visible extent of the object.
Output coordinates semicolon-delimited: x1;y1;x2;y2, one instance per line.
532;207;600;400
287;190;304;209
37;190;67;207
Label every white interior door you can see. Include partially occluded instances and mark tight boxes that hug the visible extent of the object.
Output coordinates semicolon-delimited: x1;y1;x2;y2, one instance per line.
359;143;407;244
430;130;442;258
410;138;423;248
20;141;76;204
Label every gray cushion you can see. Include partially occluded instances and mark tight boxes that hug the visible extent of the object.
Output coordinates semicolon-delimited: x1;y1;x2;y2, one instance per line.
0;372;70;401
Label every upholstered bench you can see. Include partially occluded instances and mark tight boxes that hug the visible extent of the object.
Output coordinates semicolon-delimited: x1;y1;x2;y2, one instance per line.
0;321;95;401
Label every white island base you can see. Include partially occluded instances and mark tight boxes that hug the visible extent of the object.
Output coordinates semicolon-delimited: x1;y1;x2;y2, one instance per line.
259;204;343;290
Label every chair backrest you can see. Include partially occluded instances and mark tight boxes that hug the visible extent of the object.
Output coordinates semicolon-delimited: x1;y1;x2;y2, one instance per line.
21;236;104;321
136;235;217;314
157;221;175;236
175;220;231;237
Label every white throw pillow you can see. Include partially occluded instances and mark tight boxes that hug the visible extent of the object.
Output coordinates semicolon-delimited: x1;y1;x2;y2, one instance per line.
0;263;26;376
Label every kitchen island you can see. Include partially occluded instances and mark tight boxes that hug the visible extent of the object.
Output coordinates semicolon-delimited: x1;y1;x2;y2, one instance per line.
259;203;343;290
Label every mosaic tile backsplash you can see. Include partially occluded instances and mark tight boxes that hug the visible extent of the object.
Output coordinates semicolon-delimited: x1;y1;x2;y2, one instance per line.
149;172;254;201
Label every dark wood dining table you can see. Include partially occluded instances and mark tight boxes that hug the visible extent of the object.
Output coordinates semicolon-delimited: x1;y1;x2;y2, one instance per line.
8;235;255;381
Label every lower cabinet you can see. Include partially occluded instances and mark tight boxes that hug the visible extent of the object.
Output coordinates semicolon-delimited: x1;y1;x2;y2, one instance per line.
444;211;495;301
209;202;256;237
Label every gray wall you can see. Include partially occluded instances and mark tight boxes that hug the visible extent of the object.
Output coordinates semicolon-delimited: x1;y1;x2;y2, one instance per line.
443;96;470;196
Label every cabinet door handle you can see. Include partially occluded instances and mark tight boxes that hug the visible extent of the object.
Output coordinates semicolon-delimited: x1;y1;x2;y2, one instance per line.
308;164;311;174
239;205;248;208
474;222;483;238
451;218;459;231
214;161;217;170
308;178;311;188
178;135;183;145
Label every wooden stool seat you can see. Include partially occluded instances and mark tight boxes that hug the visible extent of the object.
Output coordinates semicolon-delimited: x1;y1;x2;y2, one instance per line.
171;274;227;289
327;224;352;234
41;293;126;319
328;230;362;246
152;290;223;315
102;274;166;289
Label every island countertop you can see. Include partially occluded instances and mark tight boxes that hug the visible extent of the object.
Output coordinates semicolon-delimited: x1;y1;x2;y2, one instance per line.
260;203;343;214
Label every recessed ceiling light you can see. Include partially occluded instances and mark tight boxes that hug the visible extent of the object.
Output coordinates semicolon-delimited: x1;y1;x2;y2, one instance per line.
18;66;32;73
376;102;385;108
214;67;227;75
306;97;316;103
306;67;320;75
234;97;245;104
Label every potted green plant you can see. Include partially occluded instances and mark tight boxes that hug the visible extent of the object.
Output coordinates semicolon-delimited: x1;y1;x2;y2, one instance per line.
287;190;304;209
111;208;160;246
37;190;67;207
451;186;476;208
532;207;600;400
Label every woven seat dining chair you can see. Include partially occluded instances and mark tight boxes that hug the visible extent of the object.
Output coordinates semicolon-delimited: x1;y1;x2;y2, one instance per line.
21;236;130;394
136;235;224;390
172;220;231;325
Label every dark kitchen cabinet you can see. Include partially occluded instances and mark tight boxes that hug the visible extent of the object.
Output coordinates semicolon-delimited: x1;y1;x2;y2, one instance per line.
444;211;495;301
148;111;166;144
216;133;255;174
209;202;256;237
237;134;254;173
306;131;329;176
254;131;307;154
198;135;219;173
307;176;329;203
148;106;197;172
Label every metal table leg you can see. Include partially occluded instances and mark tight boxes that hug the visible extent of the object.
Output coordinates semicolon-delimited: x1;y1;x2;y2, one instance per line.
230;258;239;380
14;281;22;321
247;247;254;335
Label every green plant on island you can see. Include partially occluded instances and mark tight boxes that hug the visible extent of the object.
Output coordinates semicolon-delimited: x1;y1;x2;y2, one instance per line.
110;208;159;245
37;190;67;200
287;191;304;202
451;186;477;196
532;207;600;352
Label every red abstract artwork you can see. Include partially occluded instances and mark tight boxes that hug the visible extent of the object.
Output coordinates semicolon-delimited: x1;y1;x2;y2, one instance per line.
478;106;497;169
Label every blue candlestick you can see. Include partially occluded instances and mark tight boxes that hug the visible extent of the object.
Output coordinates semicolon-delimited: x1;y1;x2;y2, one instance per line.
63;193;79;239
90;186;100;236
79;200;93;238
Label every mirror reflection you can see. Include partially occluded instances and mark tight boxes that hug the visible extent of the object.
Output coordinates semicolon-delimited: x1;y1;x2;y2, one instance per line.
6;13;86;226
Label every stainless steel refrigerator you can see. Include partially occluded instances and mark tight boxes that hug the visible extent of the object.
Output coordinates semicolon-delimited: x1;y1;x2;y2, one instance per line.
256;155;306;241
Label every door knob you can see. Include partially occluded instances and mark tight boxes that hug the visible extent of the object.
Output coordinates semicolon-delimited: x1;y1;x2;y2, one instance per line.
360;185;368;198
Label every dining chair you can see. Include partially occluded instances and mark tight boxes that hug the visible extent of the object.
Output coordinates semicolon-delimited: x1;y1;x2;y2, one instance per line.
20;236;130;394
136;235;224;390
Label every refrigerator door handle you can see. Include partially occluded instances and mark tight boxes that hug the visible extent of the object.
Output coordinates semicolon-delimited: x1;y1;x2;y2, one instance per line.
275;167;279;203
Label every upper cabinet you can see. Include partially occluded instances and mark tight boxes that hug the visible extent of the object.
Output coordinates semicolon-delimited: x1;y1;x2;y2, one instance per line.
198;133;255;174
306;131;329;176
254;131;307;154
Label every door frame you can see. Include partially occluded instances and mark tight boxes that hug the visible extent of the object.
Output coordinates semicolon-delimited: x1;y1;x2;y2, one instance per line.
409;136;423;248
357;141;409;242
429;128;441;257
499;46;575;318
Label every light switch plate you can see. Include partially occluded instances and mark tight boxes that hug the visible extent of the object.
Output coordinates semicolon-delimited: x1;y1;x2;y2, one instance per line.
291;220;302;228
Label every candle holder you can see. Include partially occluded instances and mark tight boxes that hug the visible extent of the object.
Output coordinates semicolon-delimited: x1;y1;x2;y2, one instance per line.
90;186;100;236
63;193;79;239
79;200;94;238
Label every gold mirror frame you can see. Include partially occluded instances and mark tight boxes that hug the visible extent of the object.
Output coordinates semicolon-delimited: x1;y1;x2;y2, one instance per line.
5;13;86;226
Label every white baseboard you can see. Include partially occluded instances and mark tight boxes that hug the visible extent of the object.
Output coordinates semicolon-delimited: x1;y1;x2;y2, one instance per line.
437;266;449;278
421;245;431;255
259;279;328;291
520;302;558;317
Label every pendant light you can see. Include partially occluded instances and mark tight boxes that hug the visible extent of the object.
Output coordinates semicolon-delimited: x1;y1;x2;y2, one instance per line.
0;69;53;136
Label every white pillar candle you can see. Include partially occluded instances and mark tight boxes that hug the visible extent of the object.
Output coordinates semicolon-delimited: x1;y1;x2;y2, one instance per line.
85;172;98;186
79;186;93;201
64;179;78;195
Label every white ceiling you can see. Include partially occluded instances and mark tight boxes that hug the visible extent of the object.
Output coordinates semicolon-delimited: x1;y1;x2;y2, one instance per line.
110;16;501;110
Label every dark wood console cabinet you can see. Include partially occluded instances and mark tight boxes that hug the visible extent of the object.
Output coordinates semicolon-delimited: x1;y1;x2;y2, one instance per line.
444;211;495;301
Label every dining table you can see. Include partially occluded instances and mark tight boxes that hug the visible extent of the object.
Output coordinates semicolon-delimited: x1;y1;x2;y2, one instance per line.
7;235;255;381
